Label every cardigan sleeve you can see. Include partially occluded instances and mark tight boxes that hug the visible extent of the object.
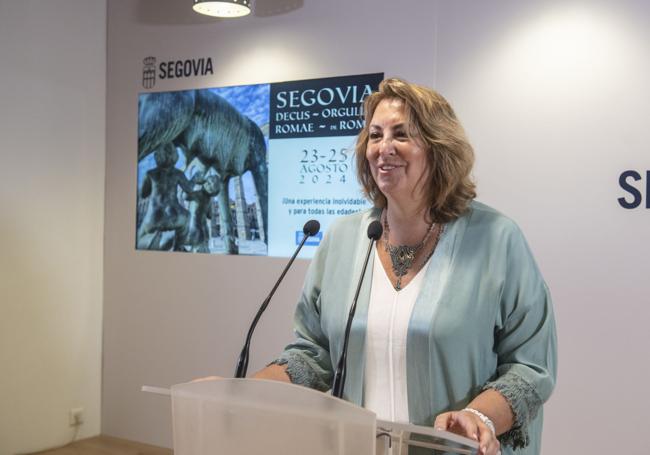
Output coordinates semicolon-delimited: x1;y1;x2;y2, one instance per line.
483;223;558;449
272;231;334;391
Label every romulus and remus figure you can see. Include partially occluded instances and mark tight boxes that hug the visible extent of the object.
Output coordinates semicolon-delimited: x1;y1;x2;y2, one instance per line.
184;174;221;253
137;143;195;251
136;89;268;254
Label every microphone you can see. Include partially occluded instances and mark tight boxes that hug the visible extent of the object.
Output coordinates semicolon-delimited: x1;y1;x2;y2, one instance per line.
331;220;383;398
234;220;320;378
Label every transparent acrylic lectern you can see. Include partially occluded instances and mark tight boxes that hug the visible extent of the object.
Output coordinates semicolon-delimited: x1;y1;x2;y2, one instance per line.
143;378;478;455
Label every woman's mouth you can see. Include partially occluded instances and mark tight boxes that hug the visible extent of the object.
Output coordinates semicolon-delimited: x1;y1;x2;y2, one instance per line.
378;163;402;173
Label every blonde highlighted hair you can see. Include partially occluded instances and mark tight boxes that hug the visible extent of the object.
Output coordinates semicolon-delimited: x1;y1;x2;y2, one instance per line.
356;78;476;223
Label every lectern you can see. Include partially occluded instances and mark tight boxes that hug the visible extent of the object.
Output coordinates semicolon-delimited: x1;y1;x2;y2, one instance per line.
144;379;478;454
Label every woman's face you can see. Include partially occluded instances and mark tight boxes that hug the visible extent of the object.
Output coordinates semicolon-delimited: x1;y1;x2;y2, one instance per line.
365;98;429;206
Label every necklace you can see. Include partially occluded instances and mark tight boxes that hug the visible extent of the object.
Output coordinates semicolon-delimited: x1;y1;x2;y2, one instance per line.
382;211;437;291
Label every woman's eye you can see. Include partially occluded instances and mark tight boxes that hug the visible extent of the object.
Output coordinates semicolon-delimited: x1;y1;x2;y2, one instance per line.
369;132;382;140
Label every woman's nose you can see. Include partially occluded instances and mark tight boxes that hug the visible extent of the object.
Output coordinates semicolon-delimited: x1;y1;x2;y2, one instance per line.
378;137;396;155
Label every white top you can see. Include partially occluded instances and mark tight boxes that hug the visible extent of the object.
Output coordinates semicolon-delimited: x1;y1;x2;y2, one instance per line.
363;248;431;423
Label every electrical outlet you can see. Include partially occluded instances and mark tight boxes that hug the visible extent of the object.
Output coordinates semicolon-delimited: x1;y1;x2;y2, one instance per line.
69;407;84;426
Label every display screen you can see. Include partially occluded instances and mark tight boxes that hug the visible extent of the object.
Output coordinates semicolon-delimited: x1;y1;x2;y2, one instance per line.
136;73;383;258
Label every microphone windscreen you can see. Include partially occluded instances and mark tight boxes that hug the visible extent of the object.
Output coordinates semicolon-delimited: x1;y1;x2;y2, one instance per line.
367;220;383;240
303;219;321;236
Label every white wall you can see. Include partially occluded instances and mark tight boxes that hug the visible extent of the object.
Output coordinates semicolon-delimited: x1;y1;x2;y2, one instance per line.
0;0;106;453
104;0;650;453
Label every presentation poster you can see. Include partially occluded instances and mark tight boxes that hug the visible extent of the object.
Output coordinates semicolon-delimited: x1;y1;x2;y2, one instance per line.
136;72;382;258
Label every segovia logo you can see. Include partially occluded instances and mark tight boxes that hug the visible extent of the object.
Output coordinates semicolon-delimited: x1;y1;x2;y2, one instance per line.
142;56;156;89
142;55;214;89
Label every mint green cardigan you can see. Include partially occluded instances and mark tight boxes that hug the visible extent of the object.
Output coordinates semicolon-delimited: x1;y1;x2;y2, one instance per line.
276;202;557;454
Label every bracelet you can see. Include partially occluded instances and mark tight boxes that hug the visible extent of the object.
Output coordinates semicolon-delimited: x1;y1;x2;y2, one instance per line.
462;408;496;436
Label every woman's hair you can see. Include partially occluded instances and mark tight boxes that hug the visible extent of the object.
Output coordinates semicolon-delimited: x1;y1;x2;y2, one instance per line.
355;78;476;223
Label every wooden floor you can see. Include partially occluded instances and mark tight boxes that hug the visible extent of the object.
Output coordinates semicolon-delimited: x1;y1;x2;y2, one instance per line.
31;436;172;455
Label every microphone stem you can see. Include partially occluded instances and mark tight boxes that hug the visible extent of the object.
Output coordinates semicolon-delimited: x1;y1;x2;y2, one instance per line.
234;232;312;378
332;237;376;398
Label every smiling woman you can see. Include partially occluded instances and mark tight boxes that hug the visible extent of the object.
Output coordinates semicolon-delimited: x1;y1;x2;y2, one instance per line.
254;78;557;455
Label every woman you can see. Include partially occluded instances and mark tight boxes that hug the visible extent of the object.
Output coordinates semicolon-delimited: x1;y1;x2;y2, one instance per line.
255;78;557;455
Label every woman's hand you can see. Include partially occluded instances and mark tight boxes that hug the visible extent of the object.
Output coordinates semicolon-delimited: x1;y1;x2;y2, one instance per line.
189;364;291;383
252;364;291;382
434;410;501;455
